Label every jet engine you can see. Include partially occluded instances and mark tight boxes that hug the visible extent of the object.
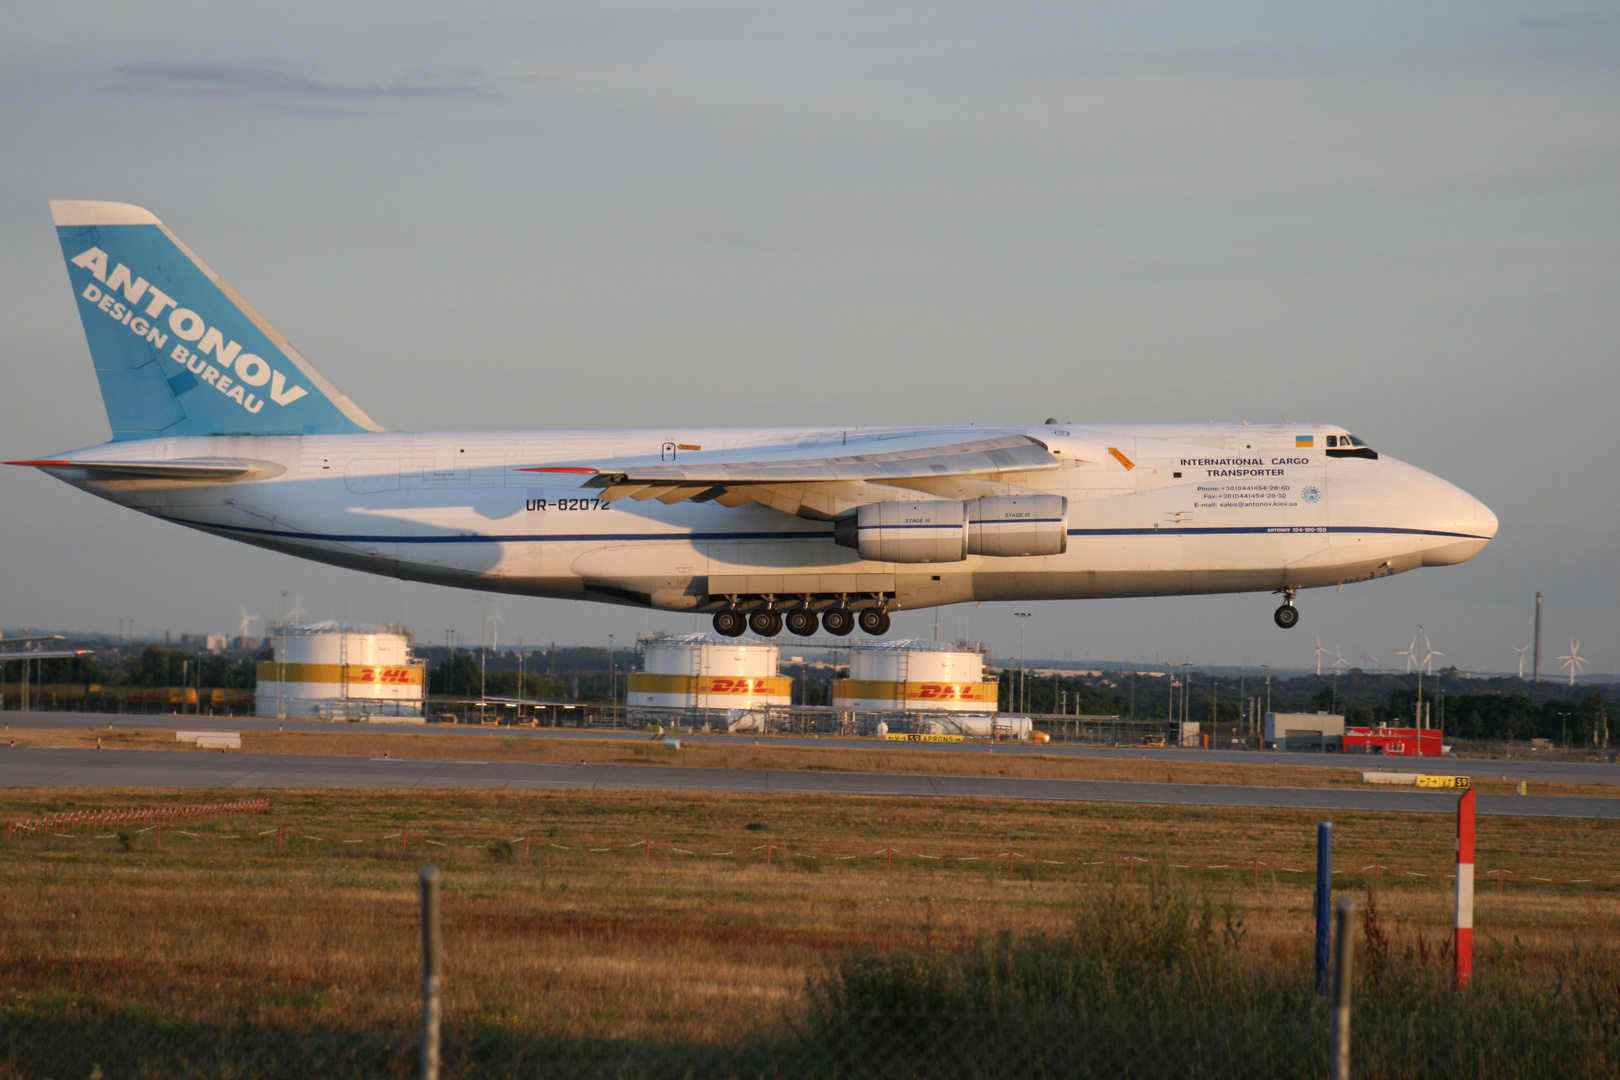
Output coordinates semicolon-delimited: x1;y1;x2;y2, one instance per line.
833;495;1067;563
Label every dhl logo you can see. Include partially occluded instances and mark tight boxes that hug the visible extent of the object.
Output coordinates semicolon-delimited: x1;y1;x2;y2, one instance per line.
909;683;992;702
701;677;772;694
353;667;415;685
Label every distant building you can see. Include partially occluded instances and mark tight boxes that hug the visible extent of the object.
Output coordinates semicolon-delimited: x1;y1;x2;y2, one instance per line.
177;633;229;653
232;636;263;651
1264;712;1345;751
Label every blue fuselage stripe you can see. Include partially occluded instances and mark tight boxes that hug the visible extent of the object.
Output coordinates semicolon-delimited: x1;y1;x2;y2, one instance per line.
171;519;1490;545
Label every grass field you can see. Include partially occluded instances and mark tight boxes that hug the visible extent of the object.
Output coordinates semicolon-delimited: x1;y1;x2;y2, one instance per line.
4;723;1614;798
1;783;1618;1077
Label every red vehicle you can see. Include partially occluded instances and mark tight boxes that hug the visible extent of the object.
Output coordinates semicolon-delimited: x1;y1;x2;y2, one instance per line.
1343;726;1443;757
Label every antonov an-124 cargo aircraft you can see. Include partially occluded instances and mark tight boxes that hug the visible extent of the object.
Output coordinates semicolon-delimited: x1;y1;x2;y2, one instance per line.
14;202;1498;638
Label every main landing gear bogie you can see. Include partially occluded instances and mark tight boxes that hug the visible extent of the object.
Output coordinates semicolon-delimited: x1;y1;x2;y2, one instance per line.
748;609;784;637
709;600;881;638
820;608;855;637
784;609;819;637
712;608;747;638
857;608;892;636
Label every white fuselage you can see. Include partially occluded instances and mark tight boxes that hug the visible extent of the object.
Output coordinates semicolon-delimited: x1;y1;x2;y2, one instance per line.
44;421;1496;616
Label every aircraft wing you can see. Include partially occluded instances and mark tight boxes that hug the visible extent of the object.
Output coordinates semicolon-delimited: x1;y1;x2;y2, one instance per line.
525;433;1061;520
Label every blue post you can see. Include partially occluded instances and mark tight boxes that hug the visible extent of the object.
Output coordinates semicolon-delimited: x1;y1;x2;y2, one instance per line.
1316;820;1333;995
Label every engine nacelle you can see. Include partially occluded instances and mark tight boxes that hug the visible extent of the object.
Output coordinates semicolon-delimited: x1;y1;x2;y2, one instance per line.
833;501;968;563
832;495;1068;562
965;494;1067;557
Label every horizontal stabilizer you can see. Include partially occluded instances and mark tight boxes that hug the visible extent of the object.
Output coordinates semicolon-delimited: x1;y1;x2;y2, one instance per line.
7;457;283;482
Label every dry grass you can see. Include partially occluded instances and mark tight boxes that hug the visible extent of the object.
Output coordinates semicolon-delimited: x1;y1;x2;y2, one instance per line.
1;786;1617;1050
5;724;1614;798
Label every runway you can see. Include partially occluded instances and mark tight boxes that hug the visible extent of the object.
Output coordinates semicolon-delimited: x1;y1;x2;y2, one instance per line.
2;745;1616;818
9;710;1619;788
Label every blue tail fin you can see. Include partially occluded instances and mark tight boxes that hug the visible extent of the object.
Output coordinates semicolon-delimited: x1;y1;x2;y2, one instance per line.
51;201;384;440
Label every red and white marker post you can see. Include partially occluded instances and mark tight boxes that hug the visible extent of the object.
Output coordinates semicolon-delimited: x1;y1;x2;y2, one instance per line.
1455;787;1475;990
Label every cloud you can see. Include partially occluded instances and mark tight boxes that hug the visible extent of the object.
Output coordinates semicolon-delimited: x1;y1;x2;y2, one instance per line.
115;61;502;103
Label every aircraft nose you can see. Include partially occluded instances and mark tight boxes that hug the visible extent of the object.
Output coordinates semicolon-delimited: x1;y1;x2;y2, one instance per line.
1420;478;1496;566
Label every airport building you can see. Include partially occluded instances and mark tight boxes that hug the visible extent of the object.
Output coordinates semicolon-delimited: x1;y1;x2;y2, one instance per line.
626;634;792;711
255;622;426;720
1263;712;1345;751
833;640;998;712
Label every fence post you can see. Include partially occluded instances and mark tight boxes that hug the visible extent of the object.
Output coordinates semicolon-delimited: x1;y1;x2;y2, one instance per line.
1315;821;1332;996
1329;896;1356;1080
1456;787;1475;990
419;866;442;1080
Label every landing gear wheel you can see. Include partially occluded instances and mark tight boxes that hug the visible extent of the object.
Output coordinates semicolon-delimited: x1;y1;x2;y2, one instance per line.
785;609;818;637
1273;604;1300;629
821;608;855;637
858;608;892;636
749;609;784;637
712;609;746;637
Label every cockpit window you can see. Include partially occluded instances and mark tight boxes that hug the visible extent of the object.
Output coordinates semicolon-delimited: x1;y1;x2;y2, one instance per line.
1327;433;1377;459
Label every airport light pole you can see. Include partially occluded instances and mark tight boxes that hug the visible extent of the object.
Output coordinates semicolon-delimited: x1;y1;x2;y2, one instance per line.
1014;614;1032;714
1262;665;1272;747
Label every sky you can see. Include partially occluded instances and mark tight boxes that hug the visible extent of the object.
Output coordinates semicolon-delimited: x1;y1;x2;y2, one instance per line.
1;2;1616;675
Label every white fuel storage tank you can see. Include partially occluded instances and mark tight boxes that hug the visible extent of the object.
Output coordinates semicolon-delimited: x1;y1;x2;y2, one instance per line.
627;634;791;710
833;640;998;712
255;622;425;719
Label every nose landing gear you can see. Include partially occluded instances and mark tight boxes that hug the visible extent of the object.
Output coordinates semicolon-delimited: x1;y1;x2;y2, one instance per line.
1273;589;1299;629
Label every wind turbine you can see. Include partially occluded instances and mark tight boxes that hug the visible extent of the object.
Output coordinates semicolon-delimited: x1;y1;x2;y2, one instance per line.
1419;629;1444;676
1559;640;1587;688
1363;655;1382;673
1332;646;1350;677
1513;643;1531;679
238;604;260;642
1312;636;1330;677
1398;633;1419;674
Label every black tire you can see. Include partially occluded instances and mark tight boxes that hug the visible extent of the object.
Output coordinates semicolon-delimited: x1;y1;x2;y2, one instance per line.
1274;604;1300;629
712;609;746;637
785;609;818;637
749;610;784;637
858;608;892;636
821;608;854;636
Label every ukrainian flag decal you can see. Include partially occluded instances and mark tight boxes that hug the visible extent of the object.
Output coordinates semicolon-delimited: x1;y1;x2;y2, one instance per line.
1295;435;1314;448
